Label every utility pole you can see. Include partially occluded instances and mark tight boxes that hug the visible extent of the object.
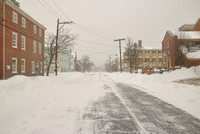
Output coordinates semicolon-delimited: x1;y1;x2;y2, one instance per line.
74;51;77;71
55;19;73;76
114;38;125;73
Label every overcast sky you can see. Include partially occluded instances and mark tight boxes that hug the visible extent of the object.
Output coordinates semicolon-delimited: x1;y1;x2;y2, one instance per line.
18;0;200;66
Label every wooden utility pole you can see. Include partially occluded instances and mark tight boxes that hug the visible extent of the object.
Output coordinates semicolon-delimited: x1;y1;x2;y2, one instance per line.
114;38;125;73
55;19;59;76
74;51;77;71
55;19;73;76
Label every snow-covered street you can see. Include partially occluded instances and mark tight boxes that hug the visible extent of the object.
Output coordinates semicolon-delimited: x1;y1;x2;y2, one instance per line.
0;68;200;134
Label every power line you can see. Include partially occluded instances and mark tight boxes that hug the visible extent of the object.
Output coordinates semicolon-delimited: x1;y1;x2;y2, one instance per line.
71;24;113;40
51;0;71;21
38;0;60;19
77;39;116;47
74;23;116;39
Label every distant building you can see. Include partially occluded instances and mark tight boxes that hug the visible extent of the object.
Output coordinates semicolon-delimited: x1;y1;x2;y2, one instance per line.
179;18;200;31
123;40;162;72
0;0;46;79
44;51;74;74
162;31;200;69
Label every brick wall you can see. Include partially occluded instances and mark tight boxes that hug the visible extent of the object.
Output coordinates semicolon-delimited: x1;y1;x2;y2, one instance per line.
0;2;3;79
193;19;200;31
0;1;45;79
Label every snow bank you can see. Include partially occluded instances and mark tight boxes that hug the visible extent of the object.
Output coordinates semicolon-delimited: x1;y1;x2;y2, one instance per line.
106;67;200;119
0;73;105;134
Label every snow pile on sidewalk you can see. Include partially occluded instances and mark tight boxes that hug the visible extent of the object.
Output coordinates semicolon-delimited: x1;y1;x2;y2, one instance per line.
0;73;105;134
106;67;200;119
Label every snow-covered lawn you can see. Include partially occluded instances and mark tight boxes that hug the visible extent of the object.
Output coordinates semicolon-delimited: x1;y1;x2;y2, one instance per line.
0;68;200;134
105;67;200;120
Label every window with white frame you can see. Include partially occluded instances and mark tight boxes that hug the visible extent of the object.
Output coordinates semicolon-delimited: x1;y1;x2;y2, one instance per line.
167;41;169;48
145;57;150;62
138;57;143;63
152;57;157;63
21;17;26;28
12;32;17;48
12;58;17;73
33;40;37;53
152;50;157;54
12;11;18;23
138;50;142;54
145;50;150;54
39;28;42;37
40;62;43;73
21;59;25;73
33;25;37;34
158;57;162;63
158;50;162;54
32;61;35;73
21;35;26;50
39;42;42;54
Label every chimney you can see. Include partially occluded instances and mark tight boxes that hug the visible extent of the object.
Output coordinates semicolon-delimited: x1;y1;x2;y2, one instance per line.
10;0;20;7
138;40;142;47
134;43;137;47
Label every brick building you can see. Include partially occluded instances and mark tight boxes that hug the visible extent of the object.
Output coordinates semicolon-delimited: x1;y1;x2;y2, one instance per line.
0;0;46;79
162;31;200;69
163;18;200;70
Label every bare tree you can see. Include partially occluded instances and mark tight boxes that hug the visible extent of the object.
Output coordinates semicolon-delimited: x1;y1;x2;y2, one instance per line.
45;29;77;76
124;37;139;73
81;55;94;72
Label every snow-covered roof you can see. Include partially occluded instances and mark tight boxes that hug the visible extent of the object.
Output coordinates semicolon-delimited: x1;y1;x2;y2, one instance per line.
136;46;162;50
179;24;194;31
185;51;200;59
168;31;200;40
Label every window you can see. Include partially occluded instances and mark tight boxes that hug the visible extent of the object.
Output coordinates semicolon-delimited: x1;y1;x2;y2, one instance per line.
33;25;37;34
21;17;26;28
32;61;35;73
21;35;26;50
12;58;17;73
39;42;42;54
33;40;36;53
21;59;25;73
188;41;193;47
158;50;162;54
145;57;150;62
40;62;43;73
39;28;42;37
12;32;17;48
158;57;162;63
138;50;142;54
167;41;169;48
138;57;143;63
152;57;157;63
152;50;157;54
12;11;18;23
145;50;150;54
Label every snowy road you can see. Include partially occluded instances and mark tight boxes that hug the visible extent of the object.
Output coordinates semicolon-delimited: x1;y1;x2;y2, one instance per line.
75;74;200;134
1;73;200;134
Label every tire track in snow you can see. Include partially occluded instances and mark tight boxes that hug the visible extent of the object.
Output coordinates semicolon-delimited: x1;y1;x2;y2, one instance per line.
100;74;148;134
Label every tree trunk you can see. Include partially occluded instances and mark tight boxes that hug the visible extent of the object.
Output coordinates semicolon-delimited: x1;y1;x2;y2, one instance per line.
46;55;54;76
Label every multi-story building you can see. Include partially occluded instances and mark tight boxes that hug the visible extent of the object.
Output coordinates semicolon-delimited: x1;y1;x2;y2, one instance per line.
0;0;46;79
162;18;200;70
44;50;75;74
162;31;200;69
123;40;162;72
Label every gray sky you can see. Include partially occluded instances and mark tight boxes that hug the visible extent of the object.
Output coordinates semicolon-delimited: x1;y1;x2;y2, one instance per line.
18;0;200;66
